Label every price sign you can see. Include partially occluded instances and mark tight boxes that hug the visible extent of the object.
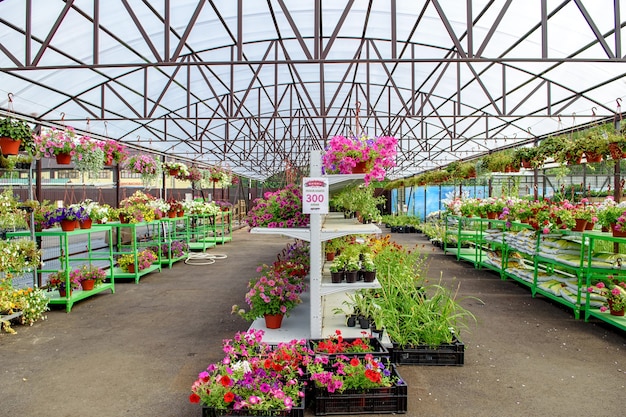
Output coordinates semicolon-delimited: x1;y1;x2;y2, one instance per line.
302;177;329;214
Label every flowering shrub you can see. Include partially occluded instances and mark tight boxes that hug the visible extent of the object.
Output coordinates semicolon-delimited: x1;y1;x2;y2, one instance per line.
322;135;397;185
245;184;309;228
33;127;78;157
190;330;308;412
307;353;398;393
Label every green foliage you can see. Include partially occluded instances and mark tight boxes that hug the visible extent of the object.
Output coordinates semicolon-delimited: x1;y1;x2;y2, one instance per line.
0;117;33;145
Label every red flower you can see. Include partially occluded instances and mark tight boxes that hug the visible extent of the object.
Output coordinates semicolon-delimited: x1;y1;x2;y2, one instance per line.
350;357;360;367
220;375;231;387
189;393;200;403
223;391;235;403
365;369;382;383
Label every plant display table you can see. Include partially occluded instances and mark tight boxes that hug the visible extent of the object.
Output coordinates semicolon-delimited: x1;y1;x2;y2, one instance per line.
446;215;626;330
96;221;161;284
157;216;189;268
185;214;217;251
8;226;115;312
201;211;232;244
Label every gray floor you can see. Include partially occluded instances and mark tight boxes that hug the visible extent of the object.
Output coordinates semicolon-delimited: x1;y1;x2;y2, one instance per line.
1;228;624;417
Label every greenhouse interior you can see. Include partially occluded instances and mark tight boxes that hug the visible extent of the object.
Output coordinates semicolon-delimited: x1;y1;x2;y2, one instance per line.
1;1;625;416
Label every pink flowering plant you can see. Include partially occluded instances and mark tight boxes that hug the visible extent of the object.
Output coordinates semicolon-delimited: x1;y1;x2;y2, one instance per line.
322;135;397;185
588;278;626;313
101;139;128;164
307;353;400;393
33;126;78;157
189;329;308;412
69;264;107;286
124;154;162;187
233;263;305;321
245;184;309;228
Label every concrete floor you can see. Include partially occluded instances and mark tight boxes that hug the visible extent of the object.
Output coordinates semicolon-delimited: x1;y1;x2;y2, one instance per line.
1;228;625;417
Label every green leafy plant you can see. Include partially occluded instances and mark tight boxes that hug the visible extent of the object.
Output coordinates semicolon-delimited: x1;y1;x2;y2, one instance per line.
0;117;34;152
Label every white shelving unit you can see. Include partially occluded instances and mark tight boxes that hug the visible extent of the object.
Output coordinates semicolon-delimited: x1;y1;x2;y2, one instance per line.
250;150;381;342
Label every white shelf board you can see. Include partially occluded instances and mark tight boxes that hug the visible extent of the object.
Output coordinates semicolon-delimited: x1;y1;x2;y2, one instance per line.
321;214;381;240
249;227;311;242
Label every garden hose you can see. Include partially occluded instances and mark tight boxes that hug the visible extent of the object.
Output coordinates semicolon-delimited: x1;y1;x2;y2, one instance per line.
184;252;228;265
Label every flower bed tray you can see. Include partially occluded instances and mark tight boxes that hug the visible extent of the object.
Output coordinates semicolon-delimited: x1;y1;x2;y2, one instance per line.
390;337;465;366
308;336;389;360
202;400;304;417
312;366;407;415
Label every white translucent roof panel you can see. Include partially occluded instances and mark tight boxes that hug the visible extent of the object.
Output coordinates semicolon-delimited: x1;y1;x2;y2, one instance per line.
0;0;625;180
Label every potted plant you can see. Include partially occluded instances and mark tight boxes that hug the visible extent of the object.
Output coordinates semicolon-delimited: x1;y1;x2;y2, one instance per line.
44;206;88;231
233;263;304;329
21;199;55;231
0;116;33;155
69;264;107;291
166;198;183;217
589;279;626;316
607;128;626;160
124;154;162;188
360;252;376;282
46;270;80;297
101;139;128;165
33;126;78;164
73;136;105;177
579;126;610;162
117;249;157;273
88;203;112;224
322;134;398;185
596;197;626;233
163;161;189;177
324;237;344;261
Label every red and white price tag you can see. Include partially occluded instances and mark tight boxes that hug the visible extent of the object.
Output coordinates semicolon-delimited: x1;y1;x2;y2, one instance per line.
302;177;329;214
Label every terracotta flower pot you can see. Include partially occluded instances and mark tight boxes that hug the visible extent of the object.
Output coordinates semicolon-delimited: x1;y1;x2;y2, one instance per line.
0;137;21;155
79;218;93;229
80;279;95;291
60;219;76;232
55;152;72;164
264;313;284;329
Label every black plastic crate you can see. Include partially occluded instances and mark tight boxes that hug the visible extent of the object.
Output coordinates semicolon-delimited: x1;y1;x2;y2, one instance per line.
312;365;407;415
390;337;465;366
308;336;389;360
202;400;304;417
